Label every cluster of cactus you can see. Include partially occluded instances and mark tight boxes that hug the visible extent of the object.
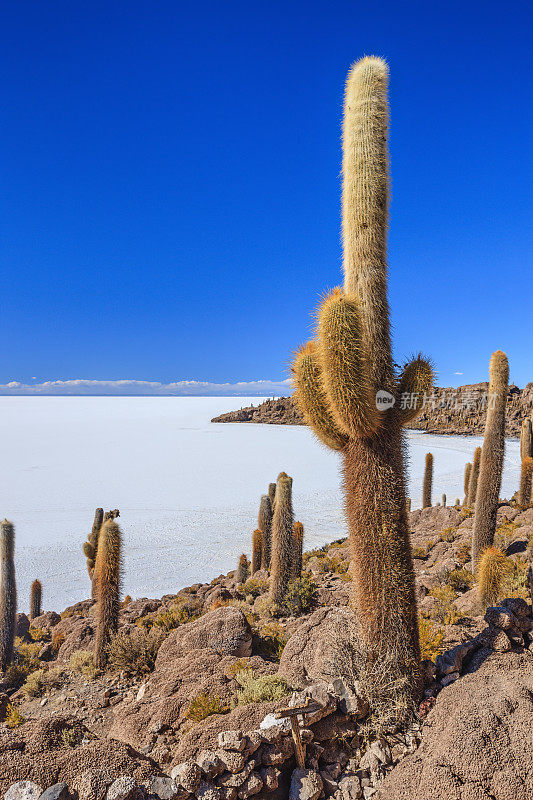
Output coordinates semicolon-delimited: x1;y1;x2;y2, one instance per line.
0;520;17;672
94;518;122;668
292;56;433;703
472;352;509;566
422;454;433;508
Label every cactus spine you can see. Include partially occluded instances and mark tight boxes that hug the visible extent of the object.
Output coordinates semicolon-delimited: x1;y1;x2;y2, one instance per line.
292;57;431;704
467;447;482;507
472;352;509;566
291;521;304;580
520;417;532;460
519;457;533;508
477;546;510;609
269;475;294;605
94;519;122;668
0;520;17;672
236;554;249;585
258;495;273;570
252;530;262;574
422;453;433;508
30;579;42;621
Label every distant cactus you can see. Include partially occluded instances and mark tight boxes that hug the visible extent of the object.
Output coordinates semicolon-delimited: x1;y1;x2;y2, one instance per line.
467;447;482;507
94;519;122;668
291;57;429;706
455;498;461;507
477;546;511;609
519;457;533;508
472;352;509;565
0;520;17;672
258;495;273;570
422;453;433;508
291;521;304;580
520;417;533;460
441;494;446;507
268;483;276;506
30;579;42;621
252;530;262;574
236;554;249;584
269;475;294;605
463;463;472;504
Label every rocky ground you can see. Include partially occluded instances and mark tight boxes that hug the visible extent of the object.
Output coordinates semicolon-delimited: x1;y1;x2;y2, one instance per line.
212;383;533;437
1;503;533;800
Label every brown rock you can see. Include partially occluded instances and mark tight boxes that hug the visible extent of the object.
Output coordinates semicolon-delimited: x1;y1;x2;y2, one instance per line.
156;608;252;665
289;769;323;800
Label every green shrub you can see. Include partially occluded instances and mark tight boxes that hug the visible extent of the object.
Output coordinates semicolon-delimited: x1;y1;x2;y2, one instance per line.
4;703;25;728
234;669;291;705
282;573;317;616
68;650;100;679
186;692;229;722
243;577;269;598
428;586;461;625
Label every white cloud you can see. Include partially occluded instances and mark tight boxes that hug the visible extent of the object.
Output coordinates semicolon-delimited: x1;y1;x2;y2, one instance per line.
0;378;293;397
453;372;464;375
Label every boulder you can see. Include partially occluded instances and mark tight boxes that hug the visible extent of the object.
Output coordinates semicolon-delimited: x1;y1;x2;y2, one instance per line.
39;784;69;800
5;783;42;800
289;769;323;800
156;608;252;666
374;651;533;800
278;607;358;687
106;777;138;800
30;612;61;631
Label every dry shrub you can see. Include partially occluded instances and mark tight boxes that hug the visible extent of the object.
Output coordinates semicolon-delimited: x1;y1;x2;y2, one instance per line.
186;692;229;722
4;703;25;728
282;573;317;616
107;627;163;676
68;650;100;680
418;616;444;662
234;669;291;705
428;586;461;625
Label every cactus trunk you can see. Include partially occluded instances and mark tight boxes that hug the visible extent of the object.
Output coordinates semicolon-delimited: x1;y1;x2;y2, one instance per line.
422;453;433;508
251;530;262;574
269;475;294;605
291;522;304;580
94;519;122;668
258;495;273;570
236;554;249;584
0;520;17;672
30;579;42;621
520;418;532;460
472;352;509;566
464;463;472;505
467;447;482;507
519;457;533;508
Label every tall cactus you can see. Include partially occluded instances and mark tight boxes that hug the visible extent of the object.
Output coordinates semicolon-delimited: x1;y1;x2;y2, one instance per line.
30;579;42;621
0;520;17;672
521;418;532;460
236;554;249;584
267;483;276;507
269;475;294;605
291;521;304;580
467;446;482;507
94;518;122;668
463;463;472;505
251;529;262;574
472;351;509;565
422;453;433;509
519;457;533;508
258;495;273;570
292;57;432;704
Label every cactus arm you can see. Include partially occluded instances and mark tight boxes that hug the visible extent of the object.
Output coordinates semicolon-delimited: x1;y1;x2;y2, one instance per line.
342;57;394;396
317;290;382;437
292;341;348;451
397;355;434;425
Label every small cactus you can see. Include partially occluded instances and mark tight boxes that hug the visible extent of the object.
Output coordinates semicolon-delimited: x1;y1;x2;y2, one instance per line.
30;579;42;621
441;494;446;508
291;521;304;580
472;352;509;566
467;447;482;507
269;475;294;604
94;518;122;668
252;530;262;574
258;495;273;570
0;520;17;672
519;457;533;508
236;554;249;584
520;417;533;460
422;453;433;508
477;546;511;609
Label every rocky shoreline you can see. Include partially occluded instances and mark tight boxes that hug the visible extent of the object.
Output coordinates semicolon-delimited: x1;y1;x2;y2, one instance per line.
211;383;533;438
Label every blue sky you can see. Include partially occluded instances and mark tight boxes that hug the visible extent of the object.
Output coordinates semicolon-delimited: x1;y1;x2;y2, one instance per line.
1;0;532;395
